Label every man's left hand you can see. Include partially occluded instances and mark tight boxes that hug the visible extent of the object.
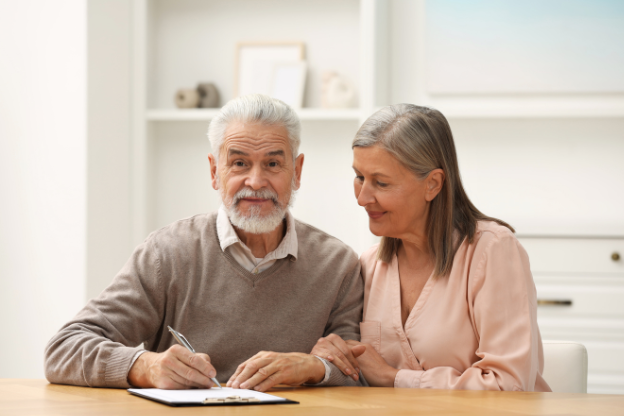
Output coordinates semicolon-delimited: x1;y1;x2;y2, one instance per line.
227;351;325;392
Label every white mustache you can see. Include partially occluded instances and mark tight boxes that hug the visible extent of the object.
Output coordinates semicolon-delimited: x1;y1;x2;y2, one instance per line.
233;188;279;206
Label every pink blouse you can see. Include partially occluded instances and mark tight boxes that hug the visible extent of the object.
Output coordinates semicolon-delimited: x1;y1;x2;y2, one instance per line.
360;221;551;391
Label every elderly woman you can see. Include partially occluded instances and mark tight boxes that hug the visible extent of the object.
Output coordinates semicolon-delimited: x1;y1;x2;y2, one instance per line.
312;104;551;391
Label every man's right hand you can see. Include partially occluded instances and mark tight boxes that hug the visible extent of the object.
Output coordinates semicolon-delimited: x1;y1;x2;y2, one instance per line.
127;345;217;389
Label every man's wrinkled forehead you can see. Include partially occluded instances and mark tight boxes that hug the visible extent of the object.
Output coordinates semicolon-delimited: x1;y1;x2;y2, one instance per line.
219;122;292;160
227;148;286;159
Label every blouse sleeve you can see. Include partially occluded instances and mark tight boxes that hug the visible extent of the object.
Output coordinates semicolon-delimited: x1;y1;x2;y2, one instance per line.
394;230;544;391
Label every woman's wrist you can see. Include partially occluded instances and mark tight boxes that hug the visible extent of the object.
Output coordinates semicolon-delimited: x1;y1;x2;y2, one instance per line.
382;366;399;387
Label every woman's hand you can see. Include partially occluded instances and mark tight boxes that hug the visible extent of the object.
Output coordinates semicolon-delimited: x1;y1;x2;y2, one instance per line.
345;340;399;387
311;334;366;381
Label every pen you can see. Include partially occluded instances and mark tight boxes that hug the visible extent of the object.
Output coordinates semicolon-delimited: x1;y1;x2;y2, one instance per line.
167;325;222;389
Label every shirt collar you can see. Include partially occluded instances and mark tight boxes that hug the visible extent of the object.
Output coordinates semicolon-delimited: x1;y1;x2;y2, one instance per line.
216;204;298;260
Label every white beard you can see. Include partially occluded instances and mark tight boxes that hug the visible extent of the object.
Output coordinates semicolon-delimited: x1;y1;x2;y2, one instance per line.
223;187;291;234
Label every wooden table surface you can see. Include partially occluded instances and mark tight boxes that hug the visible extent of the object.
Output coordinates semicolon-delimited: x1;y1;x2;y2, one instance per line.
2;379;624;415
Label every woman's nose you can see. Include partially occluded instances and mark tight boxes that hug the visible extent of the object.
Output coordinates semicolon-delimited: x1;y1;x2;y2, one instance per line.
356;182;375;207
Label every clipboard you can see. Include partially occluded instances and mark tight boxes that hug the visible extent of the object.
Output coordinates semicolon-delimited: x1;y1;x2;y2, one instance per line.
128;387;299;407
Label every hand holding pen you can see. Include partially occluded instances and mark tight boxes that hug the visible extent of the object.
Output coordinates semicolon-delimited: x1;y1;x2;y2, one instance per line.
127;326;220;389
168;326;222;388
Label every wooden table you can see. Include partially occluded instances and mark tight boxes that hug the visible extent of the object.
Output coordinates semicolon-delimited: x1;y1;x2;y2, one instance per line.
2;379;623;415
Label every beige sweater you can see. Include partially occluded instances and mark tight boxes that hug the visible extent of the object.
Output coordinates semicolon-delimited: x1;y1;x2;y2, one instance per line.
44;212;363;388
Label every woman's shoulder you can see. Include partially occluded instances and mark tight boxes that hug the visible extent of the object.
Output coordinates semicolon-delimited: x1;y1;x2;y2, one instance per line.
467;220;529;276
460;220;524;269
465;221;534;299
473;220;518;247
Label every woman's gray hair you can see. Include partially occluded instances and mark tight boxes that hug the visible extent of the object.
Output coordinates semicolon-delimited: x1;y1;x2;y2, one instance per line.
353;103;513;278
208;94;301;161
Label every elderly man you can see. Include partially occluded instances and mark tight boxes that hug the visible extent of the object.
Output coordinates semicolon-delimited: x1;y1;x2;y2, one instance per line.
44;94;363;391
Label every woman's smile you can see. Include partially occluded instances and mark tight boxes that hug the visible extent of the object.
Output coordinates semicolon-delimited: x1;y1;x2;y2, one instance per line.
366;210;386;220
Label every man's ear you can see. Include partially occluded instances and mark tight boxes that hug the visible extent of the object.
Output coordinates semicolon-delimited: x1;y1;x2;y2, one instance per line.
208;154;219;190
293;153;305;190
425;168;445;202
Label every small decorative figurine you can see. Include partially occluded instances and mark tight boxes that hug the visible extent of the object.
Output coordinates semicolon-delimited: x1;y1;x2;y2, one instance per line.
174;88;200;109
321;71;357;109
197;83;220;108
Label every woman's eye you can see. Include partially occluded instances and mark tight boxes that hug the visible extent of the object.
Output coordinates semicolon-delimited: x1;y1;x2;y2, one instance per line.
355;175;364;182
377;181;388;188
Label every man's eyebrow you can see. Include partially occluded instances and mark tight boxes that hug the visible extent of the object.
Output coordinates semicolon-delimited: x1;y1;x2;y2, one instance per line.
266;150;285;157
228;149;248;157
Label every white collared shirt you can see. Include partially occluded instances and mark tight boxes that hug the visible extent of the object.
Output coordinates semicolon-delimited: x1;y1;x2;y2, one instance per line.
216;204;298;273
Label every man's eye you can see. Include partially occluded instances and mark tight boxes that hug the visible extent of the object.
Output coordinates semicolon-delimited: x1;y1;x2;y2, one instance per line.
268;161;279;167
233;161;246;167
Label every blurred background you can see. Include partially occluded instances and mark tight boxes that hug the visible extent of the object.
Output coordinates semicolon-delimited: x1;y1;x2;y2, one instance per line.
1;0;623;393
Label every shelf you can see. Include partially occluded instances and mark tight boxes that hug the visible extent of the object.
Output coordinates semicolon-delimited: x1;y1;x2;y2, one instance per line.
517;234;624;240
297;109;361;121
146;108;362;122
428;94;624;119
147;0;361;110
442;107;624;119
146;109;219;121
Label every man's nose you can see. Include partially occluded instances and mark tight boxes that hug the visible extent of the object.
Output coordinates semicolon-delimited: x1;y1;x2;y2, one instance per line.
245;165;268;190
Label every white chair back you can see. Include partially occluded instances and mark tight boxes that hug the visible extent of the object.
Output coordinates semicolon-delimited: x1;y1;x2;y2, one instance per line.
541;340;588;393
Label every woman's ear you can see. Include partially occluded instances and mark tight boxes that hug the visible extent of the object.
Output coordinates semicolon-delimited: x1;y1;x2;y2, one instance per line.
425;169;445;202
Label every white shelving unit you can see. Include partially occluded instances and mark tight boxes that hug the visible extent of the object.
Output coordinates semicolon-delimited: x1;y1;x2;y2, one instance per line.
131;0;387;254
146;108;362;122
128;0;624;394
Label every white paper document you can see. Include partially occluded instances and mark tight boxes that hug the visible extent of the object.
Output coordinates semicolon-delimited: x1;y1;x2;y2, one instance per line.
128;387;291;406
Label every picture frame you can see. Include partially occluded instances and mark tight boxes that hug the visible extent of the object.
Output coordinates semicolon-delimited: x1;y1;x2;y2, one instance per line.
270;61;307;109
235;42;305;99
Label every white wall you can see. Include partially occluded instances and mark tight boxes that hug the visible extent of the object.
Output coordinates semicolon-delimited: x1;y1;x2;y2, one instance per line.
388;0;624;237
87;0;133;300
0;1;87;378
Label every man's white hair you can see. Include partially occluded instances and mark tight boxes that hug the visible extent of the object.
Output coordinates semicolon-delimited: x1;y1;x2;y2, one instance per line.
207;94;301;161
